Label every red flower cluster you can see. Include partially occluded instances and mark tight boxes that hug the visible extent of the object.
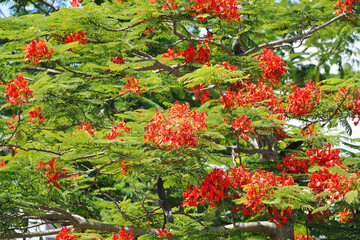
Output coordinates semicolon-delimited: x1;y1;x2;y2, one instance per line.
285;80;324;116
305;143;344;168
7;115;19;130
221;80;283;113
335;86;360;125
156;228;173;238
118;160;131;176
55;227;79;240
5;75;33;105
308;167;359;203
111;55;126;64
277;152;309;174
217;61;238;71
35;158;67;189
29;106;46;125
182;45;210;65
23;38;53;65
295;234;314;240
0;160;5;167
144;101;208;150
186;0;241;23
106;122;131;140
120;76;145;95
190;84;211;104
112;227;134;240
63;31;88;45
69;0;81;7
254;47;287;86
162;48;181;59
77;122;96;135
162;45;211;65
334;0;359;14
231;115;254;140
183;166;295;226
300;123;318;140
150;0;178;11
339;208;352;223
265;114;288;140
267;206;293;228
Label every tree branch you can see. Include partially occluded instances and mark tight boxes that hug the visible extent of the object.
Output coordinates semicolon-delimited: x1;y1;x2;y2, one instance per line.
37;0;59;11
226;146;279;160
23;66;63;75
240;12;348;56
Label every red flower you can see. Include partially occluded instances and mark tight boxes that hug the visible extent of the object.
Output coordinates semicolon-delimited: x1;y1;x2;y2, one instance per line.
0;160;6;167
69;0;81;7
144;101;208;150
5;75;33;105
112;227;134;240
106;122;131;140
277;152;309;174
339;208;352;223
300;123;318;140
186;0;241;23
254;47;287;86
156;228;172;238
7;115;19;129
162;48;181;59
76;122;96;135
111;55;126;64
29;106;46;125
23;39;53;65
334;0;359;14
217;61;238;71
63;31;88;44
220;80;283;114
190;84;211;104
118;160;131;176
285;80;324;116
150;0;178;10
231;115;255;140
35;158;67;189
55;227;79;240
120;76;145;95
295;233;314;240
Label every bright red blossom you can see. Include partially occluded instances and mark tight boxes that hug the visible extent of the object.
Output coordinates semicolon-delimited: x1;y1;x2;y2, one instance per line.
120;76;145;95
335;86;360;125
144;102;208;150
231;115;255;140
220;80;283;114
183;166;295;227
112;227;134;240
186;0;241;23
63;31;88;45
35;158;67;189
23;39;53;65
295;234;314;240
285;80;324;116
0;160;5;167
339;208;352;223
334;0;360;14
106;122;131;140
77;122;96;135
150;0;178;11
190;84;211;104
7;115;19;129
69;0;81;7
277;152;309;174
29;106;46;125
156;228;172;238
55;227;79;240
300;123;318;140
254;47;287;85
5;75;33;105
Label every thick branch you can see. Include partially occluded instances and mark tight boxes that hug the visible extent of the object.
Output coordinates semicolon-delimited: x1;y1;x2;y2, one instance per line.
240;12;347;56
226;146;279;160
37;0;59;11
23;66;62;75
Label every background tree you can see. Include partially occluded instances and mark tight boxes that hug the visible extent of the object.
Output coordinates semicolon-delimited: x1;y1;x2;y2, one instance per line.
0;0;360;240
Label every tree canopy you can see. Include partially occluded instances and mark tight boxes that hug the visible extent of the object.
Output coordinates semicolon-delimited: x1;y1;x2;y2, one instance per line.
1;0;360;240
